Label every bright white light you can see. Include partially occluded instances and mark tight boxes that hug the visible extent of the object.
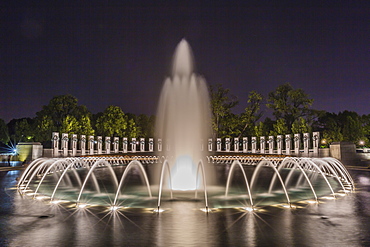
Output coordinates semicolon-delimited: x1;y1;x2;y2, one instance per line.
171;155;198;191
51;200;64;204
321;196;335;200
77;203;88;209
306;200;318;204
241;207;254;212
200;207;212;213
35;196;48;200
110;205;120;211
154;208;165;213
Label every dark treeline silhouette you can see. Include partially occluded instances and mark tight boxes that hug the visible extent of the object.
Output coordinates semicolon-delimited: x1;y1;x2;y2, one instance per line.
1;84;369;148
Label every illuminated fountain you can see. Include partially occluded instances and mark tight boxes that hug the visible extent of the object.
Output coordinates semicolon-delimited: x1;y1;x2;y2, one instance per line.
16;40;354;213
155;39;212;191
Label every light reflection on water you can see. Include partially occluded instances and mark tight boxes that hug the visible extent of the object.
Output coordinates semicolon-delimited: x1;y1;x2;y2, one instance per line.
1;169;370;246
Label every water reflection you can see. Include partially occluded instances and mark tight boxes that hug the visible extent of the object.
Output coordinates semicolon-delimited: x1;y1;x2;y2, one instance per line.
1;169;370;246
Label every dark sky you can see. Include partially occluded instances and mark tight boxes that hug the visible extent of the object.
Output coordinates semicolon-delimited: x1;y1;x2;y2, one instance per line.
1;1;369;123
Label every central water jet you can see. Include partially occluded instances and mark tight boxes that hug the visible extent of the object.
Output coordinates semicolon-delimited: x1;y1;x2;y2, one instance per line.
155;40;212;190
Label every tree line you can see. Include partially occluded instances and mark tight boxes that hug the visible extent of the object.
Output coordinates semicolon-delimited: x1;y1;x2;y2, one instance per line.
210;83;369;147
0;83;369;148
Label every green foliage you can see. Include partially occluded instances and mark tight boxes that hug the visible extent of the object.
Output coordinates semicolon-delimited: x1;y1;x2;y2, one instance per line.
96;106;127;137
291;117;311;134
271;118;289;135
209;84;239;138
267;83;314;129
239;91;263;137
0;118;9;144
136;114;155;138
318;111;366;145
15;118;35;141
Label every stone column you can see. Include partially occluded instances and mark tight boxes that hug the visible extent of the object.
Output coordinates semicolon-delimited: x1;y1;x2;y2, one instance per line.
208;138;213;152
157;138;162;152
285;134;291;155
268;136;274;154
71;134;78;156
260;136;266;154
251;137;257;153
242;137;248;153
105;137;111;154
149;138;154;152
303;133;310;154
62;133;69;157
88;136;94;155
312;132;320;154
131;138;137;153
80;135;86;155
234;138;239;152
277;135;283;155
113;137;119;153
216;138;222;152
140;138;145;152
294;134;300;154
97;136;103;154
52;132;59;157
122;137;128;153
225;138;230;152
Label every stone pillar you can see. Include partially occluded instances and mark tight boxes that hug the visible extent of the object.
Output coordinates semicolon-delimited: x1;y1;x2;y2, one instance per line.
52;132;59;157
105;137;111;154
157;138;162;152
113;137;119;153
149;138;154;152
71;134;78;156
285;134;291;155
242;137;248;153
122;137;128;153
225;138;231;152
260;136;266;154
303;133;310;154
234;138;239;152
62;133;69;157
251;137;257;153
131;138;137;153
140;138;145;152
208;138;213;152
97;136;103;154
88;136;95;155
80;135;86;155
268;136;274;154
312;132;320;154
216;138;222;152
277;135;283;155
294;134;300;154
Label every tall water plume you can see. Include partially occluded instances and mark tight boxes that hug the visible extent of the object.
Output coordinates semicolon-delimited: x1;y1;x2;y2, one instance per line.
155;40;212;190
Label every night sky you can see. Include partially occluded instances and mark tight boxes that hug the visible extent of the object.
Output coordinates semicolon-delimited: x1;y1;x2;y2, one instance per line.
1;1;369;123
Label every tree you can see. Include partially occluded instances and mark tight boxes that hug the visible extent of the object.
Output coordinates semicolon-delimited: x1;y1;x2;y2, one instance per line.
0;118;9;144
272;118;289;135
209;84;239;138
95;106;127;137
34;115;54;143
14;118;35;141
35;95;93;142
239;91;263;137
338;111;364;143
135;114;155;138
38;95;79;129
60;115;80;134
267;83;314;130
291;117;311;134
